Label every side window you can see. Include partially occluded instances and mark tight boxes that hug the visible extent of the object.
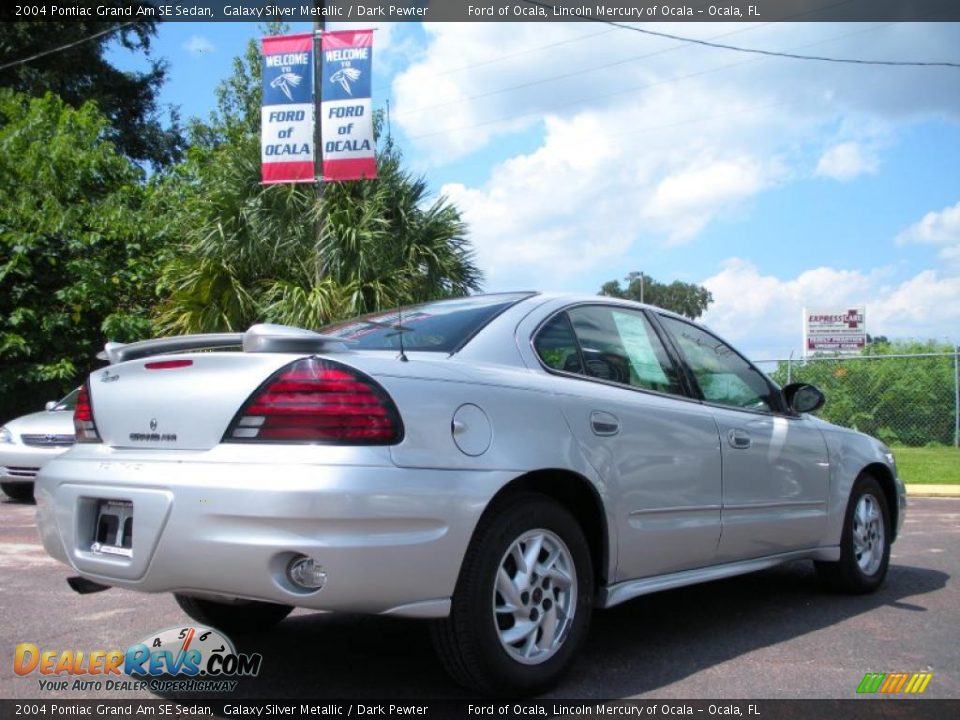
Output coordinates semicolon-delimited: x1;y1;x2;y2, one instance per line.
533;313;582;374
658;315;774;412
566;306;683;395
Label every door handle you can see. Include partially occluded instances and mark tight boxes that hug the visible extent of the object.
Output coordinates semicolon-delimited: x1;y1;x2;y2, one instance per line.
590;411;620;436
727;429;752;449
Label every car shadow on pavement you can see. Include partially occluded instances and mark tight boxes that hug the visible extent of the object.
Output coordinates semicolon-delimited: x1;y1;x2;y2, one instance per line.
154;560;947;702
1;495;35;505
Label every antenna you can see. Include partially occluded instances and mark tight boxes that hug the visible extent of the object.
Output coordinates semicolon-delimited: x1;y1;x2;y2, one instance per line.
397;305;408;362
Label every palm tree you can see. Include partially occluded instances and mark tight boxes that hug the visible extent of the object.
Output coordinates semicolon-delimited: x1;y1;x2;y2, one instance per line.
153;32;481;334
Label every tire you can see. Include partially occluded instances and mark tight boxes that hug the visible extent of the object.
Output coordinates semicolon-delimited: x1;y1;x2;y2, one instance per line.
815;474;891;594
174;594;293;634
431;493;594;696
1;482;34;502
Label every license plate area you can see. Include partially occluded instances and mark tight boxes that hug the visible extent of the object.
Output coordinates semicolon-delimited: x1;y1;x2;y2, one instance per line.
91;500;133;558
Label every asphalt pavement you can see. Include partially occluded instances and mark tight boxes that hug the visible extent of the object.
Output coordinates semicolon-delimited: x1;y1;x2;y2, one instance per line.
1;496;957;701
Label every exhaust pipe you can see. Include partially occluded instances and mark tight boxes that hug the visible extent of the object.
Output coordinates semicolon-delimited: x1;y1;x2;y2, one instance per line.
67;576;112;595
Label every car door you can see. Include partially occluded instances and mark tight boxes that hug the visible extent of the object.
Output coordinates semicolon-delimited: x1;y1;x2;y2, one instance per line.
532;304;723;581
655;314;830;561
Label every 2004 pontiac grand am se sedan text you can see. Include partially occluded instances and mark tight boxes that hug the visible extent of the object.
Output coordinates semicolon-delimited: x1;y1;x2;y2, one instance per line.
34;292;906;695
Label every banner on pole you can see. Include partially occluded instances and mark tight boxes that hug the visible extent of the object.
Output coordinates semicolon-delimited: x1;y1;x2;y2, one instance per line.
261;33;315;184
321;30;376;182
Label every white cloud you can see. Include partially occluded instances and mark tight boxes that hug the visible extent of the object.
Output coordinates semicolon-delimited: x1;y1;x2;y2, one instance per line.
896;201;960;264
643;157;781;245
390;23;960;354
440;99;794;287
183;36;215;56
393;22;960;279
815;141;878;181
701;259;960;358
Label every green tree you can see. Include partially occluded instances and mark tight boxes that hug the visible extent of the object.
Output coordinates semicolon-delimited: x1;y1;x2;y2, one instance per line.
154;33;481;334
600;271;713;319
771;341;955;446
0;90;165;419
0;12;183;167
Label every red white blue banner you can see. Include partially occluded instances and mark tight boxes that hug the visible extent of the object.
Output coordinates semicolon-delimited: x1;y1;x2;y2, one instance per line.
261;33;315;184
321;30;376;182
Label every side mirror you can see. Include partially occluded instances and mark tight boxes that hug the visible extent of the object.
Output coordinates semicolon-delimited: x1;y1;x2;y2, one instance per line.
782;383;825;414
45;401;57;411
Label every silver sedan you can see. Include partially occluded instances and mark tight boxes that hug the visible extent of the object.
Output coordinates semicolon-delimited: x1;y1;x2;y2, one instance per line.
0;389;77;501
35;293;905;694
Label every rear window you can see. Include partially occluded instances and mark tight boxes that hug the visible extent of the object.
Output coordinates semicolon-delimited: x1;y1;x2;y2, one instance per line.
319;293;534;353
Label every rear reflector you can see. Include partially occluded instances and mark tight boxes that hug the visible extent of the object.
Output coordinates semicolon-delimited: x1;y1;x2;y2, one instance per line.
224;358;403;444
74;383;101;443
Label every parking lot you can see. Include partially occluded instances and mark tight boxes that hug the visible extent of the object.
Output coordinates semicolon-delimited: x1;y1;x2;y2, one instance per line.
1;496;957;701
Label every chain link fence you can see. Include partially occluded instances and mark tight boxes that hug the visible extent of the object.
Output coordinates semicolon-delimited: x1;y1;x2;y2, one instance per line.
754;351;960;448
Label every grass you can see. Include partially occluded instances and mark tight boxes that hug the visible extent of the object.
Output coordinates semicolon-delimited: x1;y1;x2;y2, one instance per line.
891;445;960;485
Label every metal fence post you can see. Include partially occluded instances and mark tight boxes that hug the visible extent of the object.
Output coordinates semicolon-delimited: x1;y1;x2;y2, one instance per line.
954;345;959;448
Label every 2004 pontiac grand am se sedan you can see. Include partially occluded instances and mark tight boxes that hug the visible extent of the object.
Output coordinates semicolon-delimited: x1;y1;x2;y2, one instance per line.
35;292;905;694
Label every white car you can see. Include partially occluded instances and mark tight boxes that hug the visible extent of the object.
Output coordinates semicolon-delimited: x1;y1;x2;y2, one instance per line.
35;293;905;694
0;389;78;501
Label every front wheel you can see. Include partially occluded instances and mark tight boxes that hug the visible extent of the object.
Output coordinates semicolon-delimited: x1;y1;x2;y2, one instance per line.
815;474;891;594
174;594;293;634
431;494;594;695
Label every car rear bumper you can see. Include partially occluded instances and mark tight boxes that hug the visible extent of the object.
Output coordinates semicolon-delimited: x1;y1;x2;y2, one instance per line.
35;448;512;617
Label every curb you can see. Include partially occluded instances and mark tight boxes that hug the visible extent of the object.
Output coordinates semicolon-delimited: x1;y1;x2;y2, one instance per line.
905;484;960;498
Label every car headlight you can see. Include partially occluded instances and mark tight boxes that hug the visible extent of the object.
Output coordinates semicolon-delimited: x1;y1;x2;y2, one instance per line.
0;426;12;444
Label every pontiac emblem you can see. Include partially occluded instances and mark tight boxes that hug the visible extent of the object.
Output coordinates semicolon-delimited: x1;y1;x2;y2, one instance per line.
149;418;158;432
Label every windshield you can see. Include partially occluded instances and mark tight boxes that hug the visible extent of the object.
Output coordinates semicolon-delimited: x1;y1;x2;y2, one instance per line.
320;293;535;353
52;388;80;412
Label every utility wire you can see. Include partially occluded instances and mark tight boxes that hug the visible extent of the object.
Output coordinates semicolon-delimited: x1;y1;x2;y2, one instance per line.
523;0;960;69
0;23;136;73
393;21;775;118
405;21;897;142
371;26;617;96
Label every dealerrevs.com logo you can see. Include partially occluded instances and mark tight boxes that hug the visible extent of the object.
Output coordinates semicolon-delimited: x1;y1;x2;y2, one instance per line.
14;625;262;693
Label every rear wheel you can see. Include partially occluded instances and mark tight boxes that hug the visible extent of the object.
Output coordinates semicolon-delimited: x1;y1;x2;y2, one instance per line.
174;594;293;634
1;482;34;502
431;494;593;695
815;474;891;594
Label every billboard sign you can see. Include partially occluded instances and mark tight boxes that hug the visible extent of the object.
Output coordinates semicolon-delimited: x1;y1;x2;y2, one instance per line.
804;307;866;354
261;33;315;184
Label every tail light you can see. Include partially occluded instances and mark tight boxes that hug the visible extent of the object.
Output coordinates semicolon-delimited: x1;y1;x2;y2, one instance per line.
224;358;403;444
74;383;101;443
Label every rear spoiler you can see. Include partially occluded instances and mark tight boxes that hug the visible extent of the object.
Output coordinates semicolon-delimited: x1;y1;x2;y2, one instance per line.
98;324;352;364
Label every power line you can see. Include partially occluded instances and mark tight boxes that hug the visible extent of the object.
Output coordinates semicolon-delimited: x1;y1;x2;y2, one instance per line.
0;23;136;73
371;26;618;96
523;0;960;69
393;21;775;119
404;22;898;142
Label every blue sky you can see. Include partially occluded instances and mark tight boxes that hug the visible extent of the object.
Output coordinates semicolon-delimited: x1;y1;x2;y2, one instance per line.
110;21;960;358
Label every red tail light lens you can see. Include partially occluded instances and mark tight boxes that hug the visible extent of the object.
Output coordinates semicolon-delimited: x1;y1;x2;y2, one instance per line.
74;383;101;443
225;358;403;444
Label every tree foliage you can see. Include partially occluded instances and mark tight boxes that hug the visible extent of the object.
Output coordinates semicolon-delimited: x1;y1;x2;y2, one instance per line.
155;33;481;334
0;14;183;167
0;91;166;419
600;271;713;319
771;340;957;447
